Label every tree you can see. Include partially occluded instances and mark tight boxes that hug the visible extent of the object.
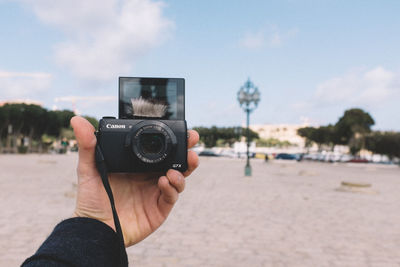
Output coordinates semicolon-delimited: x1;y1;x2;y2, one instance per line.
335;108;374;144
365;132;400;160
45;110;75;137
311;126;329;150
315;125;338;150
192;126;259;148
298;125;336;151
298;109;400;158
297;127;315;148
4;104;25;152
84;116;99;129
256;138;293;147
21;104;48;150
0;103;99;153
0;106;9;150
193;126;217;148
335;108;375;155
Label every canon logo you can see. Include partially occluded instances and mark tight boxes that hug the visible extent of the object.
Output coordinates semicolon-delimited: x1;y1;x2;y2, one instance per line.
106;124;126;129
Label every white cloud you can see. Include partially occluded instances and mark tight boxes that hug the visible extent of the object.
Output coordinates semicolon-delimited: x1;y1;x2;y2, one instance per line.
291;66;400;129
0;70;52;99
19;0;174;81
240;26;298;50
315;66;399;106
53;95;117;115
269;32;282;47
54;96;116;103
240;31;265;49
54;95;116;108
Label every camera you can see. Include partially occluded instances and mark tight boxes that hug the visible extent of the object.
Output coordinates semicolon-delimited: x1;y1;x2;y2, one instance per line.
96;77;188;173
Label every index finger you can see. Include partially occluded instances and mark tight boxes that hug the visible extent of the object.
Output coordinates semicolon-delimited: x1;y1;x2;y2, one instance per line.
188;130;199;149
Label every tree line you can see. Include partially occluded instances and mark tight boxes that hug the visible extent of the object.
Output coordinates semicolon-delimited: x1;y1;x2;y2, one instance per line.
192;126;259;148
3;104;398;159
297;108;400;159
0;103;98;153
192;126;297;148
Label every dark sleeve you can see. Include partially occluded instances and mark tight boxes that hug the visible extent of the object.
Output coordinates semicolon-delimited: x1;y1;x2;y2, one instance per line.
22;217;127;267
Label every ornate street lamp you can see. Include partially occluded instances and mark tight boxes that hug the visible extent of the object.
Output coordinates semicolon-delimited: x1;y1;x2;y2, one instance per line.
237;78;260;176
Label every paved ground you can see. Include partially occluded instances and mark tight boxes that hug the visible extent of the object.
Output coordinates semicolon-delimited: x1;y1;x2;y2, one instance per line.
1;154;400;267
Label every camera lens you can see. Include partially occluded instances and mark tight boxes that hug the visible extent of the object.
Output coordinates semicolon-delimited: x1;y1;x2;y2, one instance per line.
129;121;178;164
139;133;165;154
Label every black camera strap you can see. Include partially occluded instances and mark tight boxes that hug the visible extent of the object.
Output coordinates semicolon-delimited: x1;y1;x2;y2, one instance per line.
95;142;128;267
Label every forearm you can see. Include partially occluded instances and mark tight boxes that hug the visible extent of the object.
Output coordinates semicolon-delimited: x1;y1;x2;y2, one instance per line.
22;217;127;267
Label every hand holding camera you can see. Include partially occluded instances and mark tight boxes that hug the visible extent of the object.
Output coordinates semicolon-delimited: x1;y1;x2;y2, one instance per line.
71;78;199;247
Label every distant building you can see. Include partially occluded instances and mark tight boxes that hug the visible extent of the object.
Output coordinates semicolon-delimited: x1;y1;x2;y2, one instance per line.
250;124;309;148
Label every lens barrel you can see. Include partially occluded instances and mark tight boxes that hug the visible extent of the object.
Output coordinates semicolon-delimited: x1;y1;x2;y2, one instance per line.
125;121;177;164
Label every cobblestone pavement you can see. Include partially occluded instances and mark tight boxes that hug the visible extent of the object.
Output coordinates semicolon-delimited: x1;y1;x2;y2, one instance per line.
1;154;400;266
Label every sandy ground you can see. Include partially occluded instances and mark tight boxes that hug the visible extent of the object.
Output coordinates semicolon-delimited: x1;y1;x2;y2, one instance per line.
0;154;399;267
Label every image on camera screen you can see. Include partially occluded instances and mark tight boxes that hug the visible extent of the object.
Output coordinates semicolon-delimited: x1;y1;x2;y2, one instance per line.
119;77;184;120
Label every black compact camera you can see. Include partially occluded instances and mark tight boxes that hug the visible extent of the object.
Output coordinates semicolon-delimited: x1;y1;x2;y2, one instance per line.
96;77;188;173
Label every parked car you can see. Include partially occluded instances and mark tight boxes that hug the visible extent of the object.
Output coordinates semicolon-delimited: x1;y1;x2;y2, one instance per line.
275;153;297;160
324;152;342;162
236;152;256;158
348;157;369;163
302;153;318;161
218;150;237;158
198;150;220;157
339;154;353;162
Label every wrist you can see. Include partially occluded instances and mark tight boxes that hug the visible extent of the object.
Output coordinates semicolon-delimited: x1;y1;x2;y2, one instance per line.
73;210;116;232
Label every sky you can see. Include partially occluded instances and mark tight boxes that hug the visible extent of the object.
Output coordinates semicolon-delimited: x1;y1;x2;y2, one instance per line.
0;0;399;130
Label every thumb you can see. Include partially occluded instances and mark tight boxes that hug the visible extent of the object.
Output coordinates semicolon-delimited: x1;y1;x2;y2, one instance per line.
71;116;97;170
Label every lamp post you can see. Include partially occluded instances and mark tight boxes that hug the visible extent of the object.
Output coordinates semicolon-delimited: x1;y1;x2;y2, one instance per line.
237;78;260;176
